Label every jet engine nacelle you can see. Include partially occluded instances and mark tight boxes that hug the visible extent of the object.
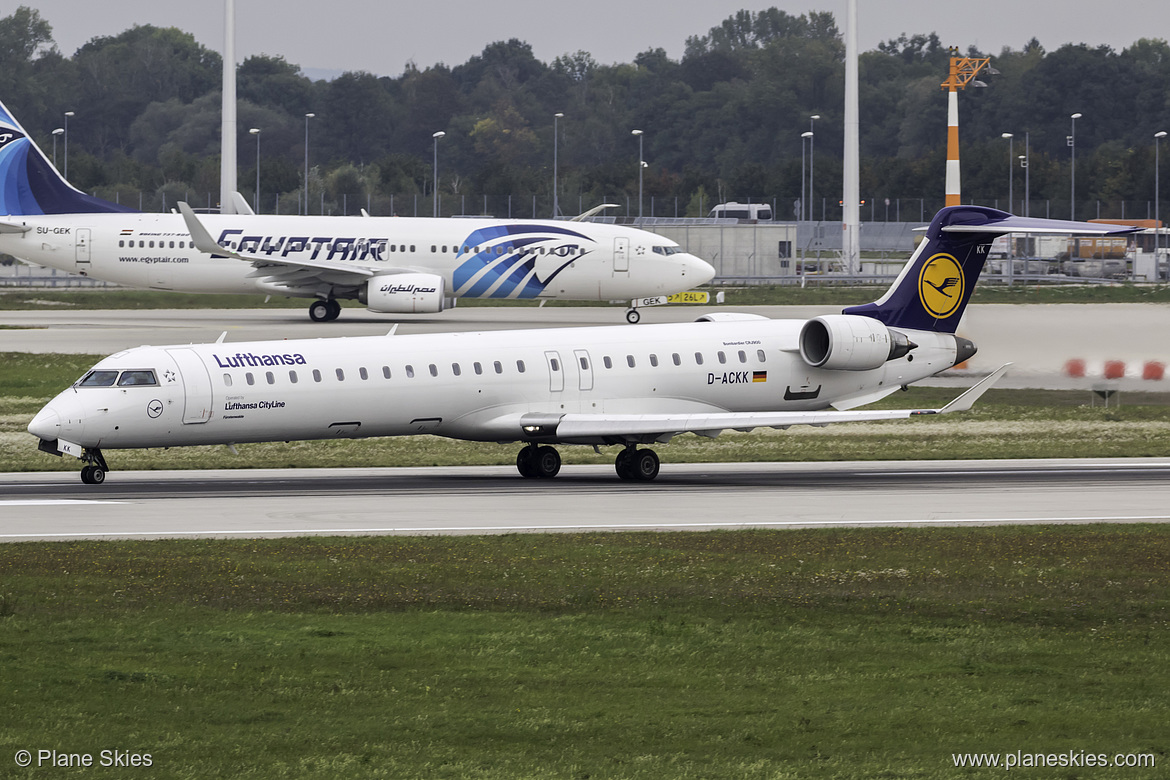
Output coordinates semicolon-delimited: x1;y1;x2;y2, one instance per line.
363;274;446;314
798;314;912;371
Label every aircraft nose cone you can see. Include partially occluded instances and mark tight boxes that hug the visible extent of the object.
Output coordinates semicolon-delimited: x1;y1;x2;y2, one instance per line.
28;405;61;441
687;254;716;285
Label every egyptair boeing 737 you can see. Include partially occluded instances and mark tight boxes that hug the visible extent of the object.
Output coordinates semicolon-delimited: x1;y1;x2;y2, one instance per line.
28;206;1138;484
0;98;713;322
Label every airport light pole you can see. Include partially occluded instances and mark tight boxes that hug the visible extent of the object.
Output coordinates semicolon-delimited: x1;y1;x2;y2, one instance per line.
250;128;261;213
809;114;820;220
303;113;315;215
63;111;74;180
51;128;63;171
1069;112;1082;220
801;131;813;221
1157;131;1167;273
553;113;563;219
631;129;644;220
432;131;445;218
1001;133;1013;213
1020;130;1030;217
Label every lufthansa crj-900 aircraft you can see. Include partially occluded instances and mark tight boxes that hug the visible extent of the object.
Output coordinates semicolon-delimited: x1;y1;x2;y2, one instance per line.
0;99;713;322
29;206;1137;483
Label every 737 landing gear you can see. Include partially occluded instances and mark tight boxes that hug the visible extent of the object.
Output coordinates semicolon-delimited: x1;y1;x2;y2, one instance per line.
79;448;109;485
308;299;342;322
516;445;561;479
615;446;660;481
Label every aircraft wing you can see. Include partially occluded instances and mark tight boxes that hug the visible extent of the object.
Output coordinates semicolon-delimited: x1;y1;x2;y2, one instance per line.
177;202;413;284
518;364;1010;442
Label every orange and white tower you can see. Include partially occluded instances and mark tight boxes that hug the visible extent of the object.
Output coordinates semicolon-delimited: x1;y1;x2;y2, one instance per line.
941;50;993;207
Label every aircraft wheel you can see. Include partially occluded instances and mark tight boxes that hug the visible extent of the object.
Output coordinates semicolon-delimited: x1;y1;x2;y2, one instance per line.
326;299;342;321
516;447;538;478
80;465;106;485
309;300;331;322
631;449;660;481
615;448;635;480
625;308;641;324
534;446;561;479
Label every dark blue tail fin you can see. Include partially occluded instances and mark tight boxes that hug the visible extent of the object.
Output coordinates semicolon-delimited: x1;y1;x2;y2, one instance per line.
0;98;134;215
844;206;1141;333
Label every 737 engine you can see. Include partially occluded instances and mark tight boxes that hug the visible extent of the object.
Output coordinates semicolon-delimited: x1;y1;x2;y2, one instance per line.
361;273;446;314
799;314;913;371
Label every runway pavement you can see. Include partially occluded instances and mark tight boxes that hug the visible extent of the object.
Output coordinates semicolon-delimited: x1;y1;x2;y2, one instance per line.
2;458;1168;541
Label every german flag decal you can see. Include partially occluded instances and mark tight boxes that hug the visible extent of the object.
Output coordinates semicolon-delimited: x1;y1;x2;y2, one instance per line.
752;371;767;383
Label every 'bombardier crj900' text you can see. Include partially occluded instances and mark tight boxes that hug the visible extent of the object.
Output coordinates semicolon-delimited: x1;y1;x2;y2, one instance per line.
0;98;712;322
28;207;1138;483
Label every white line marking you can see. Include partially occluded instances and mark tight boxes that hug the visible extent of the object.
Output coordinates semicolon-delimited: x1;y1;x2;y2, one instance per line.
0;500;128;506
1;515;1169;538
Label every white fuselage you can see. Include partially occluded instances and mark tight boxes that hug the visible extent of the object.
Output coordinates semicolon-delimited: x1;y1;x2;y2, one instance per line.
29;319;959;452
0;212;712;302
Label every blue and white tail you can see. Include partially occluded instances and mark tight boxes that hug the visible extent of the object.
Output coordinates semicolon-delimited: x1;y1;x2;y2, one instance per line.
844;206;1141;333
0;98;134;215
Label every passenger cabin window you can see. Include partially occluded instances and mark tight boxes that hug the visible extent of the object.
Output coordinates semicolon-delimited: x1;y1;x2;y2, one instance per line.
223;374;233;387
757;350;767;362
452;363;461;376
494;361;503;374
649;354;659;367
117;370;157;386
738;350;747;363
672;353;681;366
550;359;559;372
718;351;727;364
383;366;391;379
406;365;415;378
474;362;483;375
266;372;275;385
289;371;298;384
359;367;368;380
603;356;613;369
246;373;255;386
516;360;526;373
313;369;322;383
429;364;438;377
626;355;636;368
579;356;589;370
336;369;345;381
695;352;704;366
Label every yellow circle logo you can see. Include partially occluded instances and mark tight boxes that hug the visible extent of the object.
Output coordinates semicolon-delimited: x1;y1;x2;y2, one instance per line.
918;253;965;318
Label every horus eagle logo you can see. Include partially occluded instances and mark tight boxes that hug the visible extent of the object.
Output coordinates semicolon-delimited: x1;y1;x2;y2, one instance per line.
918;253;965;318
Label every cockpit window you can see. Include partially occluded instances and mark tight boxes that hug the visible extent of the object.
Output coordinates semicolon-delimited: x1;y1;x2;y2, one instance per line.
652;246;682;256
78;370;119;387
117;370;158;387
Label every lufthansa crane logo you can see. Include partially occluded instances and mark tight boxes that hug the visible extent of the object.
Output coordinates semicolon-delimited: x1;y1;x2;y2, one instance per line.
918;253;965;318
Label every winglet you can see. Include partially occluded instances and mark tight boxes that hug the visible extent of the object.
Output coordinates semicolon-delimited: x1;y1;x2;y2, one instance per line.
230;191;255;216
938;363;1011;414
178;201;240;259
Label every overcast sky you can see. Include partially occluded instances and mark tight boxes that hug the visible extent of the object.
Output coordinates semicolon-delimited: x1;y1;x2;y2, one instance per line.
24;0;1165;78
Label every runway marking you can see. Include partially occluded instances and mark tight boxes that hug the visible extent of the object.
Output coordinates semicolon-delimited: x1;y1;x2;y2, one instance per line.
0;500;128;506
2;514;1169;539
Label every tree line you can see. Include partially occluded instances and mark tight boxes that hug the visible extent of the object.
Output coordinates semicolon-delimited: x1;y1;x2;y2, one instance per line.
2;5;1168;220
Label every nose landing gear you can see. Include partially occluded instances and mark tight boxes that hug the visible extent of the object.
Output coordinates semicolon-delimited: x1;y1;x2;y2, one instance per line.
79;448;109;485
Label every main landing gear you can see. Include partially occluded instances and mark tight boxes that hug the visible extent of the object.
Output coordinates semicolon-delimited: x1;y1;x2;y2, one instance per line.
79;448;109;485
309;299;342;322
514;444;661;481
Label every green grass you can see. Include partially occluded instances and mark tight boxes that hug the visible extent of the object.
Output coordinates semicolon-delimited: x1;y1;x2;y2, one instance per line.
1;527;1167;777
5;283;1170;310
5;352;1170;473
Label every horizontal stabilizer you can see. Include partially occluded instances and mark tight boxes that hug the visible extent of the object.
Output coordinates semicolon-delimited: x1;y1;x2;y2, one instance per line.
941;214;1142;236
